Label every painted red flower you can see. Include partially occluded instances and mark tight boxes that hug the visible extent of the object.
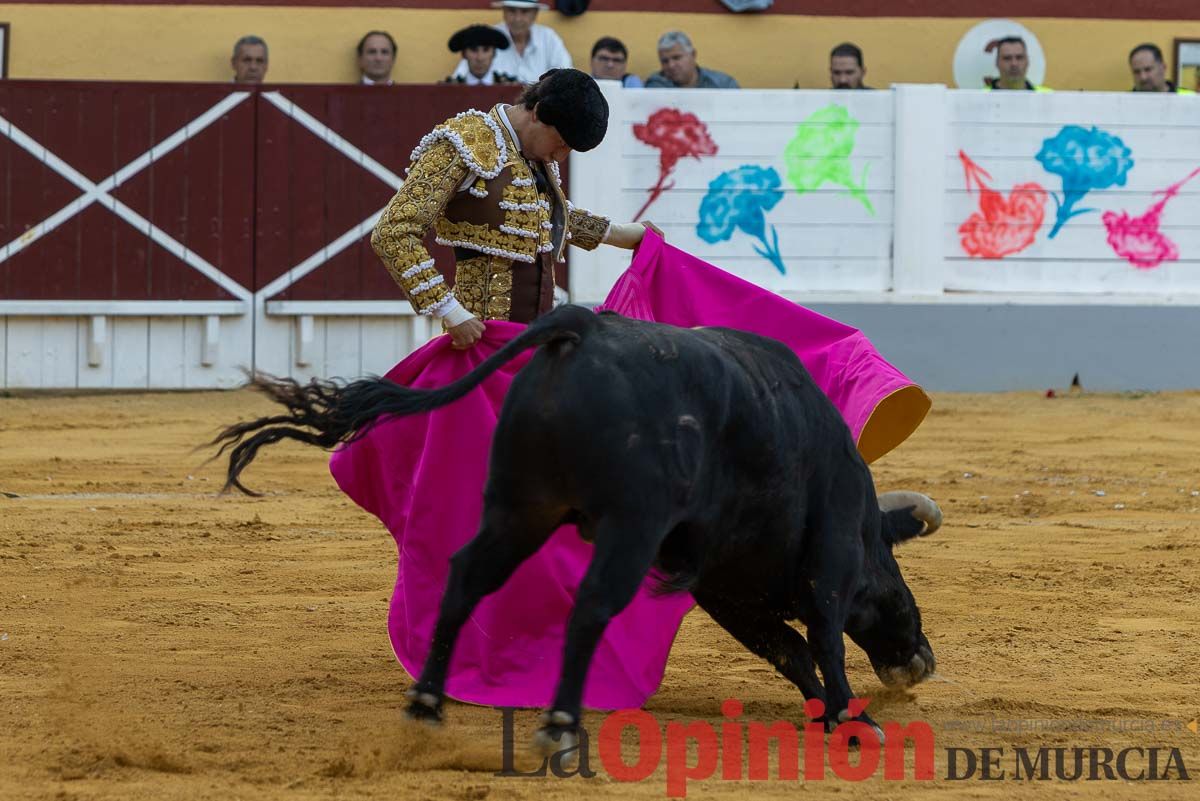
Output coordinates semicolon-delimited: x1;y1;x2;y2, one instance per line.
632;108;718;220
957;151;1047;259
1102;167;1200;270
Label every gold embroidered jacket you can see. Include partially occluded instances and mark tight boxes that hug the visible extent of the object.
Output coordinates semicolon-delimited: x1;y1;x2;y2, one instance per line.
371;106;611;323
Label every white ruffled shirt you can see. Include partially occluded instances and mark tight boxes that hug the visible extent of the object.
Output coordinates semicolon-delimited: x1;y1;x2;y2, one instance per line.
447;64;511;86
451;23;573;85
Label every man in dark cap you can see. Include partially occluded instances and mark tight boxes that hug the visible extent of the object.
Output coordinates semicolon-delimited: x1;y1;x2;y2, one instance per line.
372;69;658;348
489;0;573;84
446;24;518;85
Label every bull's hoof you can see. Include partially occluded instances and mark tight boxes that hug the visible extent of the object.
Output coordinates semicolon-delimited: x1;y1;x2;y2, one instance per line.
877;643;937;689
404;688;443;724
832;709;885;748
534;710;580;765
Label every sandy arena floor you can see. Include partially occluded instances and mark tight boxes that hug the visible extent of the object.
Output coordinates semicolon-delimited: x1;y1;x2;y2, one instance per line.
1;388;1199;800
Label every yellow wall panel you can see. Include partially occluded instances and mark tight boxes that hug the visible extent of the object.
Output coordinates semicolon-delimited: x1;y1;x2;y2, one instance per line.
0;5;1197;91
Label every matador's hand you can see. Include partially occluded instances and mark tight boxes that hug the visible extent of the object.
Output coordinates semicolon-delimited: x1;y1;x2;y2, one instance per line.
448;317;485;349
606;221;665;249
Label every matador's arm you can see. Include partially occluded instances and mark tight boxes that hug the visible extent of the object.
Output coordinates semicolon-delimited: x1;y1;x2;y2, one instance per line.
565;203;613;251
371;138;473;324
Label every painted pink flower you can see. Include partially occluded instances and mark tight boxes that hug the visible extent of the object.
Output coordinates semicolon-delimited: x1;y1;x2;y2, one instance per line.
632;108;718;220
957;151;1048;259
1102;167;1200;270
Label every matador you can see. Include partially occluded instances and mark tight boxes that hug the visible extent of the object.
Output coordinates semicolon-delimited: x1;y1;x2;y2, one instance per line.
371;69;652;347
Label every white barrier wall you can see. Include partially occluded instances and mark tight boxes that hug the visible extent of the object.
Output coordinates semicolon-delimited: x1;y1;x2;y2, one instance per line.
0;306;252;390
569;83;1200;306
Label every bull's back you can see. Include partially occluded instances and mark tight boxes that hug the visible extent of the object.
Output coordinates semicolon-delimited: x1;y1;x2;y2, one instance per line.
494;314;861;518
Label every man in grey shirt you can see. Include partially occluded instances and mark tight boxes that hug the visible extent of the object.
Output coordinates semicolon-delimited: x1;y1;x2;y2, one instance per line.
645;30;739;89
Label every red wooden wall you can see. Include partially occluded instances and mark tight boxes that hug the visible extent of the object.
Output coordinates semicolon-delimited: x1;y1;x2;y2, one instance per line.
0;81;535;303
257;84;523;302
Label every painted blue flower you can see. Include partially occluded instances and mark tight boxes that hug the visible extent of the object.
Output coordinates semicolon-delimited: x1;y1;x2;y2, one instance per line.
1036;125;1134;238
696;165;786;273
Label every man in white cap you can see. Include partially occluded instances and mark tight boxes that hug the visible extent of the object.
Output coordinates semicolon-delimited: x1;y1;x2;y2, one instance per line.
488;0;573;84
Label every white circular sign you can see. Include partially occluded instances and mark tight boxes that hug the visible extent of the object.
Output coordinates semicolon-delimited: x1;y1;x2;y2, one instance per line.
953;19;1046;90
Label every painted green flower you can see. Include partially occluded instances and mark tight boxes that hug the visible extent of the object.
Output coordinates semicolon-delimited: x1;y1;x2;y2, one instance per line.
783;105;873;215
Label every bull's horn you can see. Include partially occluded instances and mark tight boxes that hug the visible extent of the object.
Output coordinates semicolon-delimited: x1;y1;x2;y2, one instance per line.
878;491;943;536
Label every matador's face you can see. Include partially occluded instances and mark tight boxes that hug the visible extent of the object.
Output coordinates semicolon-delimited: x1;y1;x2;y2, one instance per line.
526;105;572;164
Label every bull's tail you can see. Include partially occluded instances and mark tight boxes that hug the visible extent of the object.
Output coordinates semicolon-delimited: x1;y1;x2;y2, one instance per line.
209;304;597;495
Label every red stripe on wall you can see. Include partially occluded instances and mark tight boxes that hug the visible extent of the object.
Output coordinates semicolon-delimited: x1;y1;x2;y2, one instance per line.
7;1;1193;21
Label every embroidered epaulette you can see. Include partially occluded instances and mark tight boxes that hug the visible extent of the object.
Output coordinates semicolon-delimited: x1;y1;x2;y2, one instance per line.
409;109;507;179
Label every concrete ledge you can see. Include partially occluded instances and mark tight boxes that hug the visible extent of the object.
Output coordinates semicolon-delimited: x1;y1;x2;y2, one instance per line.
808;303;1200;392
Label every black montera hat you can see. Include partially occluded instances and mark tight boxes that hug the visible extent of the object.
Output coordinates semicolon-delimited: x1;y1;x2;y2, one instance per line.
556;0;591;15
447;25;511;53
531;68;609;152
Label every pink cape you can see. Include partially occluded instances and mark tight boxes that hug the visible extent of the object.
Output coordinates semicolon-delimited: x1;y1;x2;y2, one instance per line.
329;232;930;709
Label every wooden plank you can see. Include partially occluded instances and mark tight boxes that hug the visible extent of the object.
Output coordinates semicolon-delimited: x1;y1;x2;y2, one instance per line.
622;90;896;126
4;318;44;387
950;91;1200;128
627;191;895;224
618;120;895;160
655;220;892;259
358;85;404;301
182;312;252;389
146;90;192;300
0;300;246;315
217;93;256;295
147;316;185;388
945;258;1200;294
323;318;364;379
45;318;81;388
111;84;154;301
253;90;296;295
312;89;363;301
110;316;150;389
944;192;1200;225
76;314;113;389
949;124;1200;164
0;85;11;301
284;88;332;301
359;317;404;376
290;316;327;383
619;155;896;191
41;90;84;300
182;88;225;301
76;86;117;299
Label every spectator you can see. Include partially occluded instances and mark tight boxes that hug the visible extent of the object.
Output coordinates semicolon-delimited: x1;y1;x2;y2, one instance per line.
645;31;738;89
829;42;872;89
446;25;519;85
984;36;1049;91
1128;43;1194;94
487;0;572;84
590;36;643;88
231;35;268;84
357;31;397;85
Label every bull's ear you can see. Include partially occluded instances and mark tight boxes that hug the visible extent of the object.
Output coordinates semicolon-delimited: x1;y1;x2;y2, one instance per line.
879;491;942;545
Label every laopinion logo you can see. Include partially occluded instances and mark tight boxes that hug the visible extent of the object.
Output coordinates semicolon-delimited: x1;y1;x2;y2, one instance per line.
493;700;1194;796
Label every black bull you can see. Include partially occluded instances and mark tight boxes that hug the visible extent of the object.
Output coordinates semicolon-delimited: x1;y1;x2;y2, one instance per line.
213;304;941;747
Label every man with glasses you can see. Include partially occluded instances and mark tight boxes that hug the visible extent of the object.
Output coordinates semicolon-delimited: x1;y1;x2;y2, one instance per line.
590;36;643;88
